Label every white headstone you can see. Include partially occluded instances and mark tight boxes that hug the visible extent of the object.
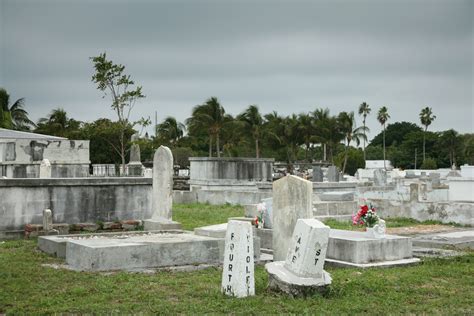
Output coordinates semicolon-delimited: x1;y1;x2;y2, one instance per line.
151;146;173;220
261;197;273;229
129;144;141;163
373;169;387;186
39;159;52;178
43;209;53;231
221;220;255;298
272;175;313;261
144;168;153;178
327;166;339;182
265;218;332;296
284;219;330;279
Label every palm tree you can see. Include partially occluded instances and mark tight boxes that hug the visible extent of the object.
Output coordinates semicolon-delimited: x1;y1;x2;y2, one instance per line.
419;106;436;162
312;108;331;161
156;116;186;147
358;102;371;161
36;108;81;138
377;106;390;170
0;88;35;130
237;105;264;158
298;113;315;161
338;111;368;174
186;97;227;157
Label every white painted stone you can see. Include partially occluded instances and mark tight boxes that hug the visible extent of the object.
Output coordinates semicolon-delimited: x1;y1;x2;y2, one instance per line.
373;219;386;239
151;146;173;220
373;169;387;186
221;220;255;298
284;219;330;279
460;165;474;178
43;209;53;231
272;175;313;261
39;159;52;178
144;168;153;178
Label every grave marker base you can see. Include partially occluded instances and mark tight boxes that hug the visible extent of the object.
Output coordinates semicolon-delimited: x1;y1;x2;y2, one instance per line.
266;261;332;297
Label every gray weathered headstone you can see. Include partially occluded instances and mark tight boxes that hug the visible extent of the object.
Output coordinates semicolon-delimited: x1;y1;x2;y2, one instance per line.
272;175;313;261
129;144;141;163
261;197;273;229
39;159;52;178
128;144;143;176
429;172;441;186
312;166;323;182
266;218;332;296
373;169;387;186
221;220;255;298
327;166;339;182
43;209;53;231
144;146;181;230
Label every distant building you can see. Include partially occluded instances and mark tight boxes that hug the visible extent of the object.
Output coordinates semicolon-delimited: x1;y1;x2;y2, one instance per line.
0;128;90;178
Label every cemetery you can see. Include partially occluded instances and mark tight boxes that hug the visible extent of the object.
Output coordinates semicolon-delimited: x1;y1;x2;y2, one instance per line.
1;143;473;313
1;1;472;313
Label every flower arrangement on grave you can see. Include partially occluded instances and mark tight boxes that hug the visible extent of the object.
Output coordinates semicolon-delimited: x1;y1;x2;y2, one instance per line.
252;203;266;229
352;202;379;228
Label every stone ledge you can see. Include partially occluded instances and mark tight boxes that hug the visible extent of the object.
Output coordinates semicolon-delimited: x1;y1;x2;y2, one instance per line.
325;257;420;268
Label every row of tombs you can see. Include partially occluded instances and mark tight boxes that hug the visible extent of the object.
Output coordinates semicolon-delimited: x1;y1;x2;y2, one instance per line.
37;155;422;297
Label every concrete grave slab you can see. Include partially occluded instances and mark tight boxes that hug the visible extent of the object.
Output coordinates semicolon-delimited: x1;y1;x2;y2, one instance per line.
412;230;474;250
325;229;419;267
65;231;224;271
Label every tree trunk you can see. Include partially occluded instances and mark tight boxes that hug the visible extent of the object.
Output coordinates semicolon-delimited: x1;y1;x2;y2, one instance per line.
209;135;212;157
423;126;427;162
363;119;366;161
255;138;259;159
323;143;327;161
216;133;221;158
342;144;348;174
383;125;386;170
120;129;126;176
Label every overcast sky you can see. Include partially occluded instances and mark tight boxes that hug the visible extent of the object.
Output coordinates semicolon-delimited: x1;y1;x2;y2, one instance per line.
1;0;472;140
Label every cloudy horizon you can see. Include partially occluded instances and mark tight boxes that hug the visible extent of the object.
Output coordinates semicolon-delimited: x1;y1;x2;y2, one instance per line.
1;0;473;140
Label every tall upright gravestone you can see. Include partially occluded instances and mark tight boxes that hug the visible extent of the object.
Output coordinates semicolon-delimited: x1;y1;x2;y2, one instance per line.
127;143;143;176
144;146;181;230
221;220;255;298
312;166;324;182
266;218;332;296
327;166;339;182
272;175;313;261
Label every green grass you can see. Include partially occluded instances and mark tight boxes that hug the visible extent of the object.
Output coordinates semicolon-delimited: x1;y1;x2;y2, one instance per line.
173;203;244;230
1;203;473;314
323;217;461;231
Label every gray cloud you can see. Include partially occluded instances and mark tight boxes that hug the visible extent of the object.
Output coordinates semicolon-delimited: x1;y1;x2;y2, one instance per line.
1;0;472;139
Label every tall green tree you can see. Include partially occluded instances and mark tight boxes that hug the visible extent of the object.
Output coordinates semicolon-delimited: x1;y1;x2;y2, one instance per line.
156;116;186;147
337;111;368;174
358;102;371;161
90;52;145;172
298;113;315;161
377;106;390;170
312;108;331;161
419;106;436;162
237;105;264;158
186;97;228;157
35;108;82;138
0;88;35;130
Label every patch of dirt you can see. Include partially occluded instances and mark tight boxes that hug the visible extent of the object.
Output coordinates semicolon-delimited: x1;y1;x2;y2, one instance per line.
387;225;462;236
